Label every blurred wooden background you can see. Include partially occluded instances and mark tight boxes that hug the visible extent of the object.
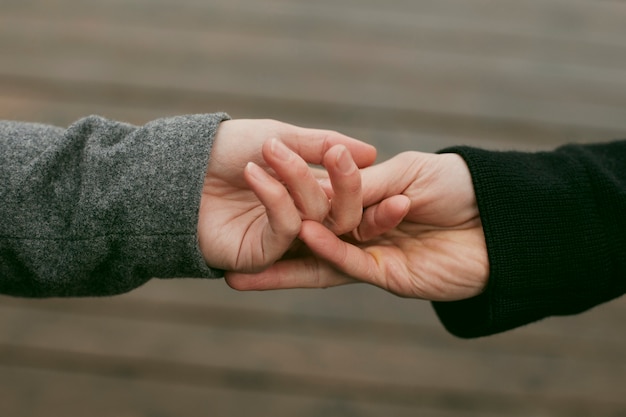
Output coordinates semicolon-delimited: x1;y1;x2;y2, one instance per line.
1;0;626;416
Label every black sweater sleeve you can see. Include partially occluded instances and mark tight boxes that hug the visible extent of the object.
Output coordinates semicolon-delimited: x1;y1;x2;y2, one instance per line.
432;141;626;338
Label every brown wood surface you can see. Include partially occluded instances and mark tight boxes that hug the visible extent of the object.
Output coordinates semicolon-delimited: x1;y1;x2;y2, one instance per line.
1;0;626;416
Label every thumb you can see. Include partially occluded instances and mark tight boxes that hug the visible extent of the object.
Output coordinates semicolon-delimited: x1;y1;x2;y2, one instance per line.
360;153;419;206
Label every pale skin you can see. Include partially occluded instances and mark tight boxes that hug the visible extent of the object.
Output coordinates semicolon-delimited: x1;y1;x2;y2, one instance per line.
197;119;378;273
226;151;490;302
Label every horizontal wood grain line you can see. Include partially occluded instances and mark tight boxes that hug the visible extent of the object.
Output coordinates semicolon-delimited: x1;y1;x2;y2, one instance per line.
0;295;442;347
3;74;624;146
4;23;626;132
2;296;625;362
0;17;626;107
3;9;626;67
0;93;605;156
0;367;464;417
2;0;625;45
1;301;624;402
0;343;622;416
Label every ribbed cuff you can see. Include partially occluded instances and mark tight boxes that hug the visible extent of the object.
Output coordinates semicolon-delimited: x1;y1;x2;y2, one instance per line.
432;145;616;337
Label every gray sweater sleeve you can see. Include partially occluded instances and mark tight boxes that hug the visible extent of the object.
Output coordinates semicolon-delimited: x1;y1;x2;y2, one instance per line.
0;113;230;297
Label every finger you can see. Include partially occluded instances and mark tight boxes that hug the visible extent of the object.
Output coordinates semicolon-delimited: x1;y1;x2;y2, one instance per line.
354;195;411;242
244;162;302;259
298;220;380;283
263;138;330;221
225;257;356;291
310;168;334;199
280;128;377;168
359;152;421;206
323;145;363;235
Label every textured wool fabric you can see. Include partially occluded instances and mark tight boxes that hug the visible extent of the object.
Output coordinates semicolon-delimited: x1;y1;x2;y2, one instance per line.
0;113;229;297
433;141;626;338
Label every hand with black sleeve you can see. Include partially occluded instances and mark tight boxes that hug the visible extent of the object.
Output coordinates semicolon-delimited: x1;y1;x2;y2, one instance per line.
227;141;626;338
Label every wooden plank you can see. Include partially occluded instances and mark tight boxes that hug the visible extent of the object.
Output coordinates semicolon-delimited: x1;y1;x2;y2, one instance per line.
0;44;626;132
3;278;626;360
2;14;626;132
2;12;625;104
0;366;455;417
4;0;626;42
3;1;626;58
0;300;625;407
2;83;624;161
0;280;444;329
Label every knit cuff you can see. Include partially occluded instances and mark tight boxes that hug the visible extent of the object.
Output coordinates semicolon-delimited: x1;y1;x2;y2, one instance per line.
432;146;617;337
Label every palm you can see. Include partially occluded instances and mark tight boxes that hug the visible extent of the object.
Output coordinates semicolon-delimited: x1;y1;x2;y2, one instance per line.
350;219;487;300
196;119;376;273
347;152;488;300
200;174;287;272
225;150;490;302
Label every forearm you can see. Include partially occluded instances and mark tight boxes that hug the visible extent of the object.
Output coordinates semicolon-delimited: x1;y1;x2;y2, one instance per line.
433;141;626;337
0;113;229;297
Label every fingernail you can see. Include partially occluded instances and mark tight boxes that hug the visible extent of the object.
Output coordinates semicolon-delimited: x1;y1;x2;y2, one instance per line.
270;138;294;161
336;147;356;174
246;162;266;181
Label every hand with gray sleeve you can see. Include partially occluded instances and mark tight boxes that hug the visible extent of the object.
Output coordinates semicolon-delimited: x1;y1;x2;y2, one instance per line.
0;114;375;297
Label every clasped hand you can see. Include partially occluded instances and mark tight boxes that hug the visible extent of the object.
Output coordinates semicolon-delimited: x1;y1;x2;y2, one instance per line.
201;120;489;302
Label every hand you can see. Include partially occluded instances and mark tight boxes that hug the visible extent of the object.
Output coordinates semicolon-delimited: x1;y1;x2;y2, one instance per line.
198;119;375;272
226;152;489;301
